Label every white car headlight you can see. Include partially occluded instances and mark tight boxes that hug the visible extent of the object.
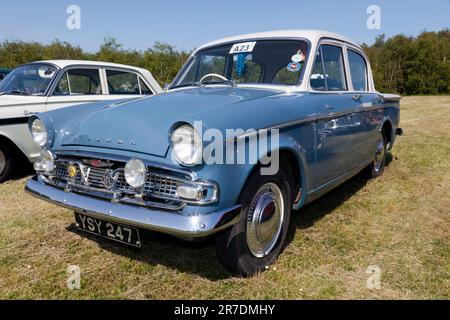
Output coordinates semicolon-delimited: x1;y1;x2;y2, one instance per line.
170;124;202;165
31;118;48;147
124;159;147;188
34;149;55;173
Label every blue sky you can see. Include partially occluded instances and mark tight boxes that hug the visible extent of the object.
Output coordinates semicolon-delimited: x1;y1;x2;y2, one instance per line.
1;0;449;52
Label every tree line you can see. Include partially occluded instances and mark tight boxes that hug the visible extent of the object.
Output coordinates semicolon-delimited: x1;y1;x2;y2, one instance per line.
362;29;450;95
0;30;449;95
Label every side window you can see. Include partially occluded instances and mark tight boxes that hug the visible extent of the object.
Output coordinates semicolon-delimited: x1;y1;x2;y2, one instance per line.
348;50;368;91
310;45;347;91
54;69;102;95
139;78;153;95
106;70;140;95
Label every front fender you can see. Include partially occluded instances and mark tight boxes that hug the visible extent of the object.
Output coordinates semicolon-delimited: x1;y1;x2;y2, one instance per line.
0;123;41;161
193;124;315;211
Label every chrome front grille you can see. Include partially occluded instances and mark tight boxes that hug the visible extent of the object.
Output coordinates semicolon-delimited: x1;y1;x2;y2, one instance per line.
55;161;109;189
44;156;218;211
54;160;180;199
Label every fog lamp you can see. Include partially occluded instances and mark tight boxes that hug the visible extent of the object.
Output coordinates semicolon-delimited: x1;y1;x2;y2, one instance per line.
124;159;147;188
34;149;55;173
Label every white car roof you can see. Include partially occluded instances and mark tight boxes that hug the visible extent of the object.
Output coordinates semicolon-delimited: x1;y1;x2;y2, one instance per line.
31;60;162;93
34;60;149;73
195;29;362;53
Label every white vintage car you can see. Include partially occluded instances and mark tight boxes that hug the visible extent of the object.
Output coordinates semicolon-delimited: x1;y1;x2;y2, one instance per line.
0;60;162;181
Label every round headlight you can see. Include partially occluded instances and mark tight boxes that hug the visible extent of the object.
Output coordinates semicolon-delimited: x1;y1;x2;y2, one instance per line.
170;124;202;165
34;149;55;173
31;119;48;147
124;159;147;188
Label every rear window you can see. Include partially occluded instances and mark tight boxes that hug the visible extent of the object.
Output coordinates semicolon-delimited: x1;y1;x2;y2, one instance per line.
106;70;140;94
348;50;368;91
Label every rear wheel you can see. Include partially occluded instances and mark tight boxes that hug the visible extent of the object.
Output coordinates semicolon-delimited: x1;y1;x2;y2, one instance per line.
215;167;292;276
364;131;387;179
0;145;16;183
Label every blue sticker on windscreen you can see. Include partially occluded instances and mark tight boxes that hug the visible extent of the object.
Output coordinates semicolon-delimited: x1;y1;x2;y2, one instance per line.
287;62;301;72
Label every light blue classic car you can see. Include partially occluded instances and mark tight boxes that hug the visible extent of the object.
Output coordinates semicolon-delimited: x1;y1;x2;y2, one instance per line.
25;30;402;275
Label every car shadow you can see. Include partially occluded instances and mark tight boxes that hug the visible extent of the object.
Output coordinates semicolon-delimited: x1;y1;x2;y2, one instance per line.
8;156;34;181
290;173;369;232
65;156;393;280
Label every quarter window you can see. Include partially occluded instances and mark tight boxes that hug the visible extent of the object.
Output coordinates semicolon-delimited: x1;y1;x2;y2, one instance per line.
348;50;368;91
310;45;347;91
54;68;102;95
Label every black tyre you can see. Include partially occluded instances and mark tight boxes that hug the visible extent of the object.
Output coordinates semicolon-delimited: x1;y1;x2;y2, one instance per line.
0;144;16;183
364;131;387;179
215;166;292;276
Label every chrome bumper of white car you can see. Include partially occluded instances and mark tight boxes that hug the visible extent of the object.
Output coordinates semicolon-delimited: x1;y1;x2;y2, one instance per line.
25;175;241;238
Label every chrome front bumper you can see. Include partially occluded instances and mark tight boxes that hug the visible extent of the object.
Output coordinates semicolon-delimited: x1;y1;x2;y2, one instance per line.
25;175;241;239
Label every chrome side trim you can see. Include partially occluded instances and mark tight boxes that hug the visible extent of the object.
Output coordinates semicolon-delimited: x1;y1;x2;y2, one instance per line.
25;175;241;238
225;102;397;142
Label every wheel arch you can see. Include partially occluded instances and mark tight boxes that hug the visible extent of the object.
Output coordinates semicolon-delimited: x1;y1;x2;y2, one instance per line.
380;119;393;149
238;144;309;210
0;132;26;158
0;125;39;162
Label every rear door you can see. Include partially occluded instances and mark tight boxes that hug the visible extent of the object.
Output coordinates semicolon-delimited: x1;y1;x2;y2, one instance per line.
346;47;381;163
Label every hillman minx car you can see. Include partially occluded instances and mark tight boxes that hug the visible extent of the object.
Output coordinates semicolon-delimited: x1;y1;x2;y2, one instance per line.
0;60;162;182
25;30;402;275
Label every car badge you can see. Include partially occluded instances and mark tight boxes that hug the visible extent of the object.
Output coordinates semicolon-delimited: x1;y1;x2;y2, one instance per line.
82;159;113;168
103;170;121;189
68;164;78;179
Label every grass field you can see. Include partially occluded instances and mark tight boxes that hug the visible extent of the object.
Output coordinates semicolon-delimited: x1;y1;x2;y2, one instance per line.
0;96;448;299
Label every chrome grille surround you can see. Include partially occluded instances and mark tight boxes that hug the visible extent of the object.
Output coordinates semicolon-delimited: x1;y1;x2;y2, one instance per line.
40;153;219;211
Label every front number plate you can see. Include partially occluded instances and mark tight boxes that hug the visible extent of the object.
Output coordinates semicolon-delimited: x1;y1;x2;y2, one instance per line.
74;213;141;247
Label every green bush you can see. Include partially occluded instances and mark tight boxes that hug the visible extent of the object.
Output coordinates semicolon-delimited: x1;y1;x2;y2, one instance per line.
1;30;449;94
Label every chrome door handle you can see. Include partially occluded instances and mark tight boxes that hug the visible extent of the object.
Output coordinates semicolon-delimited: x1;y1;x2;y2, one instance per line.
352;94;363;101
324;104;334;110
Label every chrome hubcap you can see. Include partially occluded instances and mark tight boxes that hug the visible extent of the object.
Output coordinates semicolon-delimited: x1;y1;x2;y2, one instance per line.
246;183;284;258
374;134;386;172
0;149;6;176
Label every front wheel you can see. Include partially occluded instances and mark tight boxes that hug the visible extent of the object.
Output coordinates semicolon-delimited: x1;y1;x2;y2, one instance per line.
215;168;292;276
0;144;16;183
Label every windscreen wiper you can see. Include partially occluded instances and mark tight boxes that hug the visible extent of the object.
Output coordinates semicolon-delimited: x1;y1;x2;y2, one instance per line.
169;82;202;90
196;79;237;87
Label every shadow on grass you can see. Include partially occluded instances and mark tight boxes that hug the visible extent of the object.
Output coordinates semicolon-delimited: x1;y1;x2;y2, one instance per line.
66;155;394;281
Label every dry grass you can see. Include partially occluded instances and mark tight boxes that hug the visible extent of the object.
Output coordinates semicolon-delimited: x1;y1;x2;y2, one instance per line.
0;96;448;299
